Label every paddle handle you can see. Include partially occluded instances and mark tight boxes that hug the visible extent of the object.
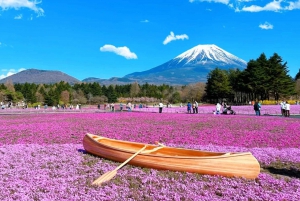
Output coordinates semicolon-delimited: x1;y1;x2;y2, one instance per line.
115;145;147;171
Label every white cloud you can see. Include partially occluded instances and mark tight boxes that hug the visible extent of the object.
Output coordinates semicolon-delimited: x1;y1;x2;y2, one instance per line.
0;0;44;16
239;0;300;12
285;0;300;10
141;19;149;23
14;14;23;19
100;44;137;59
190;0;300;12
163;31;189;45
0;68;26;79
241;0;283;12
259;22;274;29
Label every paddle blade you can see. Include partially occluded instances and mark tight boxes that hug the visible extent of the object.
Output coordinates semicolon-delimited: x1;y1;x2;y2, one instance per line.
92;145;147;186
92;170;117;186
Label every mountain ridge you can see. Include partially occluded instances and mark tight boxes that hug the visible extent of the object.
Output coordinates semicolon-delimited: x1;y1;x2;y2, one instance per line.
0;69;80;84
0;44;247;85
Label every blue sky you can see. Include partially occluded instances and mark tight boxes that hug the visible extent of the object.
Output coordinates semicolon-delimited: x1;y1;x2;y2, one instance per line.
0;0;299;81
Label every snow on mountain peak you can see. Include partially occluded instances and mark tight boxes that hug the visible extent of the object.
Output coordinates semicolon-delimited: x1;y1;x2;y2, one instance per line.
175;44;247;66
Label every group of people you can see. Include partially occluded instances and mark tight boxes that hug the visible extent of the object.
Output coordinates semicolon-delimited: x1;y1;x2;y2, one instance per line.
100;102;136;112
214;102;235;115
254;100;291;117
157;101;199;114
280;101;291;117
187;101;199;114
102;103;117;111
52;104;80;110
1;101;13;109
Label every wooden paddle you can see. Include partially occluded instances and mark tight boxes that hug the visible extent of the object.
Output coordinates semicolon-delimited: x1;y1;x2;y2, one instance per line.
92;145;148;186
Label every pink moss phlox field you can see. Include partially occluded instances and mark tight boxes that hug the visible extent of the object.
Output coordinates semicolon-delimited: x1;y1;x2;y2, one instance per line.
1;113;299;149
1;111;300;200
0;144;299;201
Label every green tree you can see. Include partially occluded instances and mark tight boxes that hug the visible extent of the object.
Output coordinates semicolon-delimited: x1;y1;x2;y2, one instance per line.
205;68;232;103
3;90;24;102
267;53;295;100
243;55;267;100
0;83;6;90
106;85;118;103
44;88;57;106
295;79;300;99
169;91;181;103
101;85;108;96
20;83;37;103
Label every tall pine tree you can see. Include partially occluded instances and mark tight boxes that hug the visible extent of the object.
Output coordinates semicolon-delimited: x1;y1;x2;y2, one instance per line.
267;53;295;100
205;68;232;103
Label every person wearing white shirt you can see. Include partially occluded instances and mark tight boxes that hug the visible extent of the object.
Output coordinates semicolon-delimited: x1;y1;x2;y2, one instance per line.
285;101;290;117
158;102;163;113
195;101;198;113
280;101;286;116
216;103;221;114
127;102;132;112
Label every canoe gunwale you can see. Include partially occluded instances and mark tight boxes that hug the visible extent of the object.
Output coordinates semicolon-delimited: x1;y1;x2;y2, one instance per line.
86;134;253;160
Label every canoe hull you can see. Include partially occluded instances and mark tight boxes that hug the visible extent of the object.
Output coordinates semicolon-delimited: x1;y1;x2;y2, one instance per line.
83;134;260;179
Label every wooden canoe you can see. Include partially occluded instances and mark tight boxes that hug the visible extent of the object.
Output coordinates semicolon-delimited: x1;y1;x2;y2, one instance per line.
83;133;260;179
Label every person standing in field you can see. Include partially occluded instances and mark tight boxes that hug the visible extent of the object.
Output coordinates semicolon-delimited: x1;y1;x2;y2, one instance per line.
192;102;196;113
127;102;132;111
158;102;163;113
258;101;262;116
280;101;286;116
285;101;290;117
111;103;115;112
216;103;221;114
195;101;198;113
187;102;192;114
254;101;260;116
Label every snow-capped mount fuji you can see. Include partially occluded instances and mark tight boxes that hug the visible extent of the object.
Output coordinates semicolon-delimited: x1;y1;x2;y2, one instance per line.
174;44;247;68
124;44;247;85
